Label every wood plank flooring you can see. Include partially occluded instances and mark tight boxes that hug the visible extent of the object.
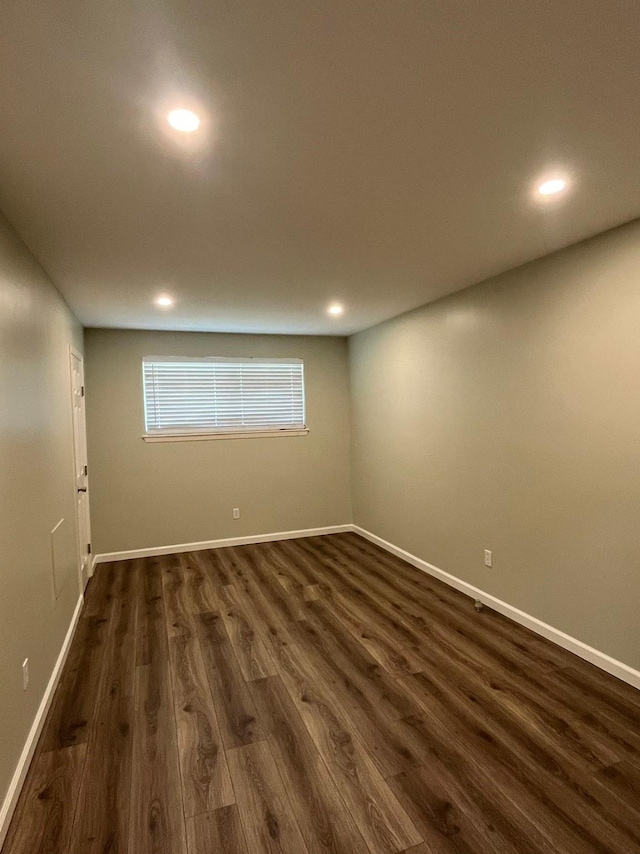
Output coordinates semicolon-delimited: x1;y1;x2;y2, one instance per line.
3;532;640;854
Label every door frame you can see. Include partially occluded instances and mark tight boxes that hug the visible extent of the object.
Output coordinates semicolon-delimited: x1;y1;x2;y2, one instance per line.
69;345;93;593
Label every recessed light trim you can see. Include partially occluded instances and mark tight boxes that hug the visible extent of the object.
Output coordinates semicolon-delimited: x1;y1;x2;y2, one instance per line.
167;109;200;133
155;295;174;308
328;303;344;316
537;178;567;196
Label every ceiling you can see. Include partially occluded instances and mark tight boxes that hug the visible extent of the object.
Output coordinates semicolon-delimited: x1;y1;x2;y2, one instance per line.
1;1;639;336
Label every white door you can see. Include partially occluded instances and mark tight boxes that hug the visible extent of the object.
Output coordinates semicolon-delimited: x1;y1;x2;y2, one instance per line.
70;348;92;592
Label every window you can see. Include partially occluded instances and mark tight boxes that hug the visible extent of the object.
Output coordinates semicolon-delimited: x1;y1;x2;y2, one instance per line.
142;356;306;441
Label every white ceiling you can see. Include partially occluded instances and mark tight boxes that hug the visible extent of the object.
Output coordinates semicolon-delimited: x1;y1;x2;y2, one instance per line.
1;1;639;335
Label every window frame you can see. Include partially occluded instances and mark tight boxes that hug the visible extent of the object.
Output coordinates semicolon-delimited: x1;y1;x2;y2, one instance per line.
141;355;308;442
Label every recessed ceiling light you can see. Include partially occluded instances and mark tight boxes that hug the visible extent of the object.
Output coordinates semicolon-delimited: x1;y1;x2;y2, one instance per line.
537;178;567;196
167;109;200;133
155;295;174;308
328;303;344;316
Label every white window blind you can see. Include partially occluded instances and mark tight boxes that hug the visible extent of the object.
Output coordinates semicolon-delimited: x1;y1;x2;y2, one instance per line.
142;356;306;436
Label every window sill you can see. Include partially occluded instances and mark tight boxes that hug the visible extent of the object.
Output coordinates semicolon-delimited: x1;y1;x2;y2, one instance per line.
142;428;309;443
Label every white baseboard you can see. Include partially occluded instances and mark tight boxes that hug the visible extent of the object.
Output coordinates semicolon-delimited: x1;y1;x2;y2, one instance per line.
353;525;640;692
95;524;353;564
0;593;84;848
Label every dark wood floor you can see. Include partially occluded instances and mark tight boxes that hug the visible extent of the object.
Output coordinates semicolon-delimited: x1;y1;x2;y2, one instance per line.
3;533;640;854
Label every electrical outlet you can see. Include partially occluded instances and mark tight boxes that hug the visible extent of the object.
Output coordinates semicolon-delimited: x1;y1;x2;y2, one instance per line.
233;507;240;520
22;658;29;691
484;549;493;568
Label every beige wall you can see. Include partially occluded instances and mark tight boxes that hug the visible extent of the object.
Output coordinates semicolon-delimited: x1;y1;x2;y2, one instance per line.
350;220;640;671
84;329;351;554
0;210;83;813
